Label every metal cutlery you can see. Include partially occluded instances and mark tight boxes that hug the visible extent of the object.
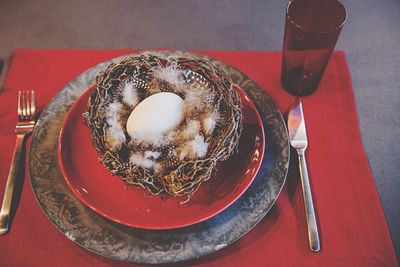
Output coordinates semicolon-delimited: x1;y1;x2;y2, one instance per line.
288;100;320;252
0;90;36;235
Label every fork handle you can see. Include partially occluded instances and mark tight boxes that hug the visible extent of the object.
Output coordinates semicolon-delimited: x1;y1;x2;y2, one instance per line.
297;149;320;252
0;134;25;235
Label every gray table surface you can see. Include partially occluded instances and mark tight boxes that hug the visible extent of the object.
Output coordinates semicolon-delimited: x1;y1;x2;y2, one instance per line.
0;0;398;262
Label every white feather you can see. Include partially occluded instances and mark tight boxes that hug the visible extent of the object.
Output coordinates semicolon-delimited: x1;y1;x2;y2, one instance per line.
108;102;122;113
130;153;158;169
183;89;206;113
130;132;171;147
105;102;126;148
178;134;209;160
181;120;201;139
190;134;209;158
144;150;161;160
152;64;186;89
203;111;220;135
122;82;139;107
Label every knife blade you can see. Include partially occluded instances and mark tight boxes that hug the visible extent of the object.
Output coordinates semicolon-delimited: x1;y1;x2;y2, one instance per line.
288;101;320;252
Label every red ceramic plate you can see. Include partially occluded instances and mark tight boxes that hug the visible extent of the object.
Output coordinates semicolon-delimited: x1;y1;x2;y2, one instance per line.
58;84;264;229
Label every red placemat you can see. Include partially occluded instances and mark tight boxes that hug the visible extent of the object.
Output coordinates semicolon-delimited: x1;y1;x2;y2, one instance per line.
0;50;397;267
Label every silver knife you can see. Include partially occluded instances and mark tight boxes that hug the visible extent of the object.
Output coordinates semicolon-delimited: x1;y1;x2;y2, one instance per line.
288;100;320;252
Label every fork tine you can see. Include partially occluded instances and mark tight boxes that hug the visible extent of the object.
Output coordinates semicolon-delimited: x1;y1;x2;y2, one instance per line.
17;91;22;116
22;91;27;117
30;90;36;117
22;91;26;117
26;91;32;117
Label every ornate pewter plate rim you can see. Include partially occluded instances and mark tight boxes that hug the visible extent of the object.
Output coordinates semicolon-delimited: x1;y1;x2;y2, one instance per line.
28;50;289;264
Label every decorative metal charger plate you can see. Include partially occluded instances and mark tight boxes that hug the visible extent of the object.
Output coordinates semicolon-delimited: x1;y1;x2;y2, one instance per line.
29;51;289;264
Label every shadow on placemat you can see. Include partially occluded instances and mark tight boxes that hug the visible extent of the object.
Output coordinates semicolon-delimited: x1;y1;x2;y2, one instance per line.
0;57;11;93
5;138;28;233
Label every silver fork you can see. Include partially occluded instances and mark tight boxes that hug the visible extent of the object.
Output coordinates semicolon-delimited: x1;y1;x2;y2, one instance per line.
0;90;36;234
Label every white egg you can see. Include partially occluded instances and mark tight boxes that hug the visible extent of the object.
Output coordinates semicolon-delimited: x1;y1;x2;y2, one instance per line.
126;92;185;138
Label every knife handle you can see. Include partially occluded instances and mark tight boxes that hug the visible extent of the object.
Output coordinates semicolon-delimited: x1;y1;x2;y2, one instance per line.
297;149;320;252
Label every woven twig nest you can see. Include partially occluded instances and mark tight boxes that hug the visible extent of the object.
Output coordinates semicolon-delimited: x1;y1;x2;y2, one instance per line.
85;52;243;202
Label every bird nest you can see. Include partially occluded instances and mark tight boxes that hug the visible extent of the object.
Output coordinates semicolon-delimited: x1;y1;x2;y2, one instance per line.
85;52;243;202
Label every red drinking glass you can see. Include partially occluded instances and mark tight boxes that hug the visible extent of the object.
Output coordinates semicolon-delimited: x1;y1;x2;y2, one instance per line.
281;0;346;96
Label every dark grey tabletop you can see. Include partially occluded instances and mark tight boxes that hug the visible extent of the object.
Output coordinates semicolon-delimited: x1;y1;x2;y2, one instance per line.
0;0;398;261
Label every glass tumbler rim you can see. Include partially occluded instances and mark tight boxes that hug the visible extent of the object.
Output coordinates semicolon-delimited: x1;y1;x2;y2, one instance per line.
286;0;347;34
